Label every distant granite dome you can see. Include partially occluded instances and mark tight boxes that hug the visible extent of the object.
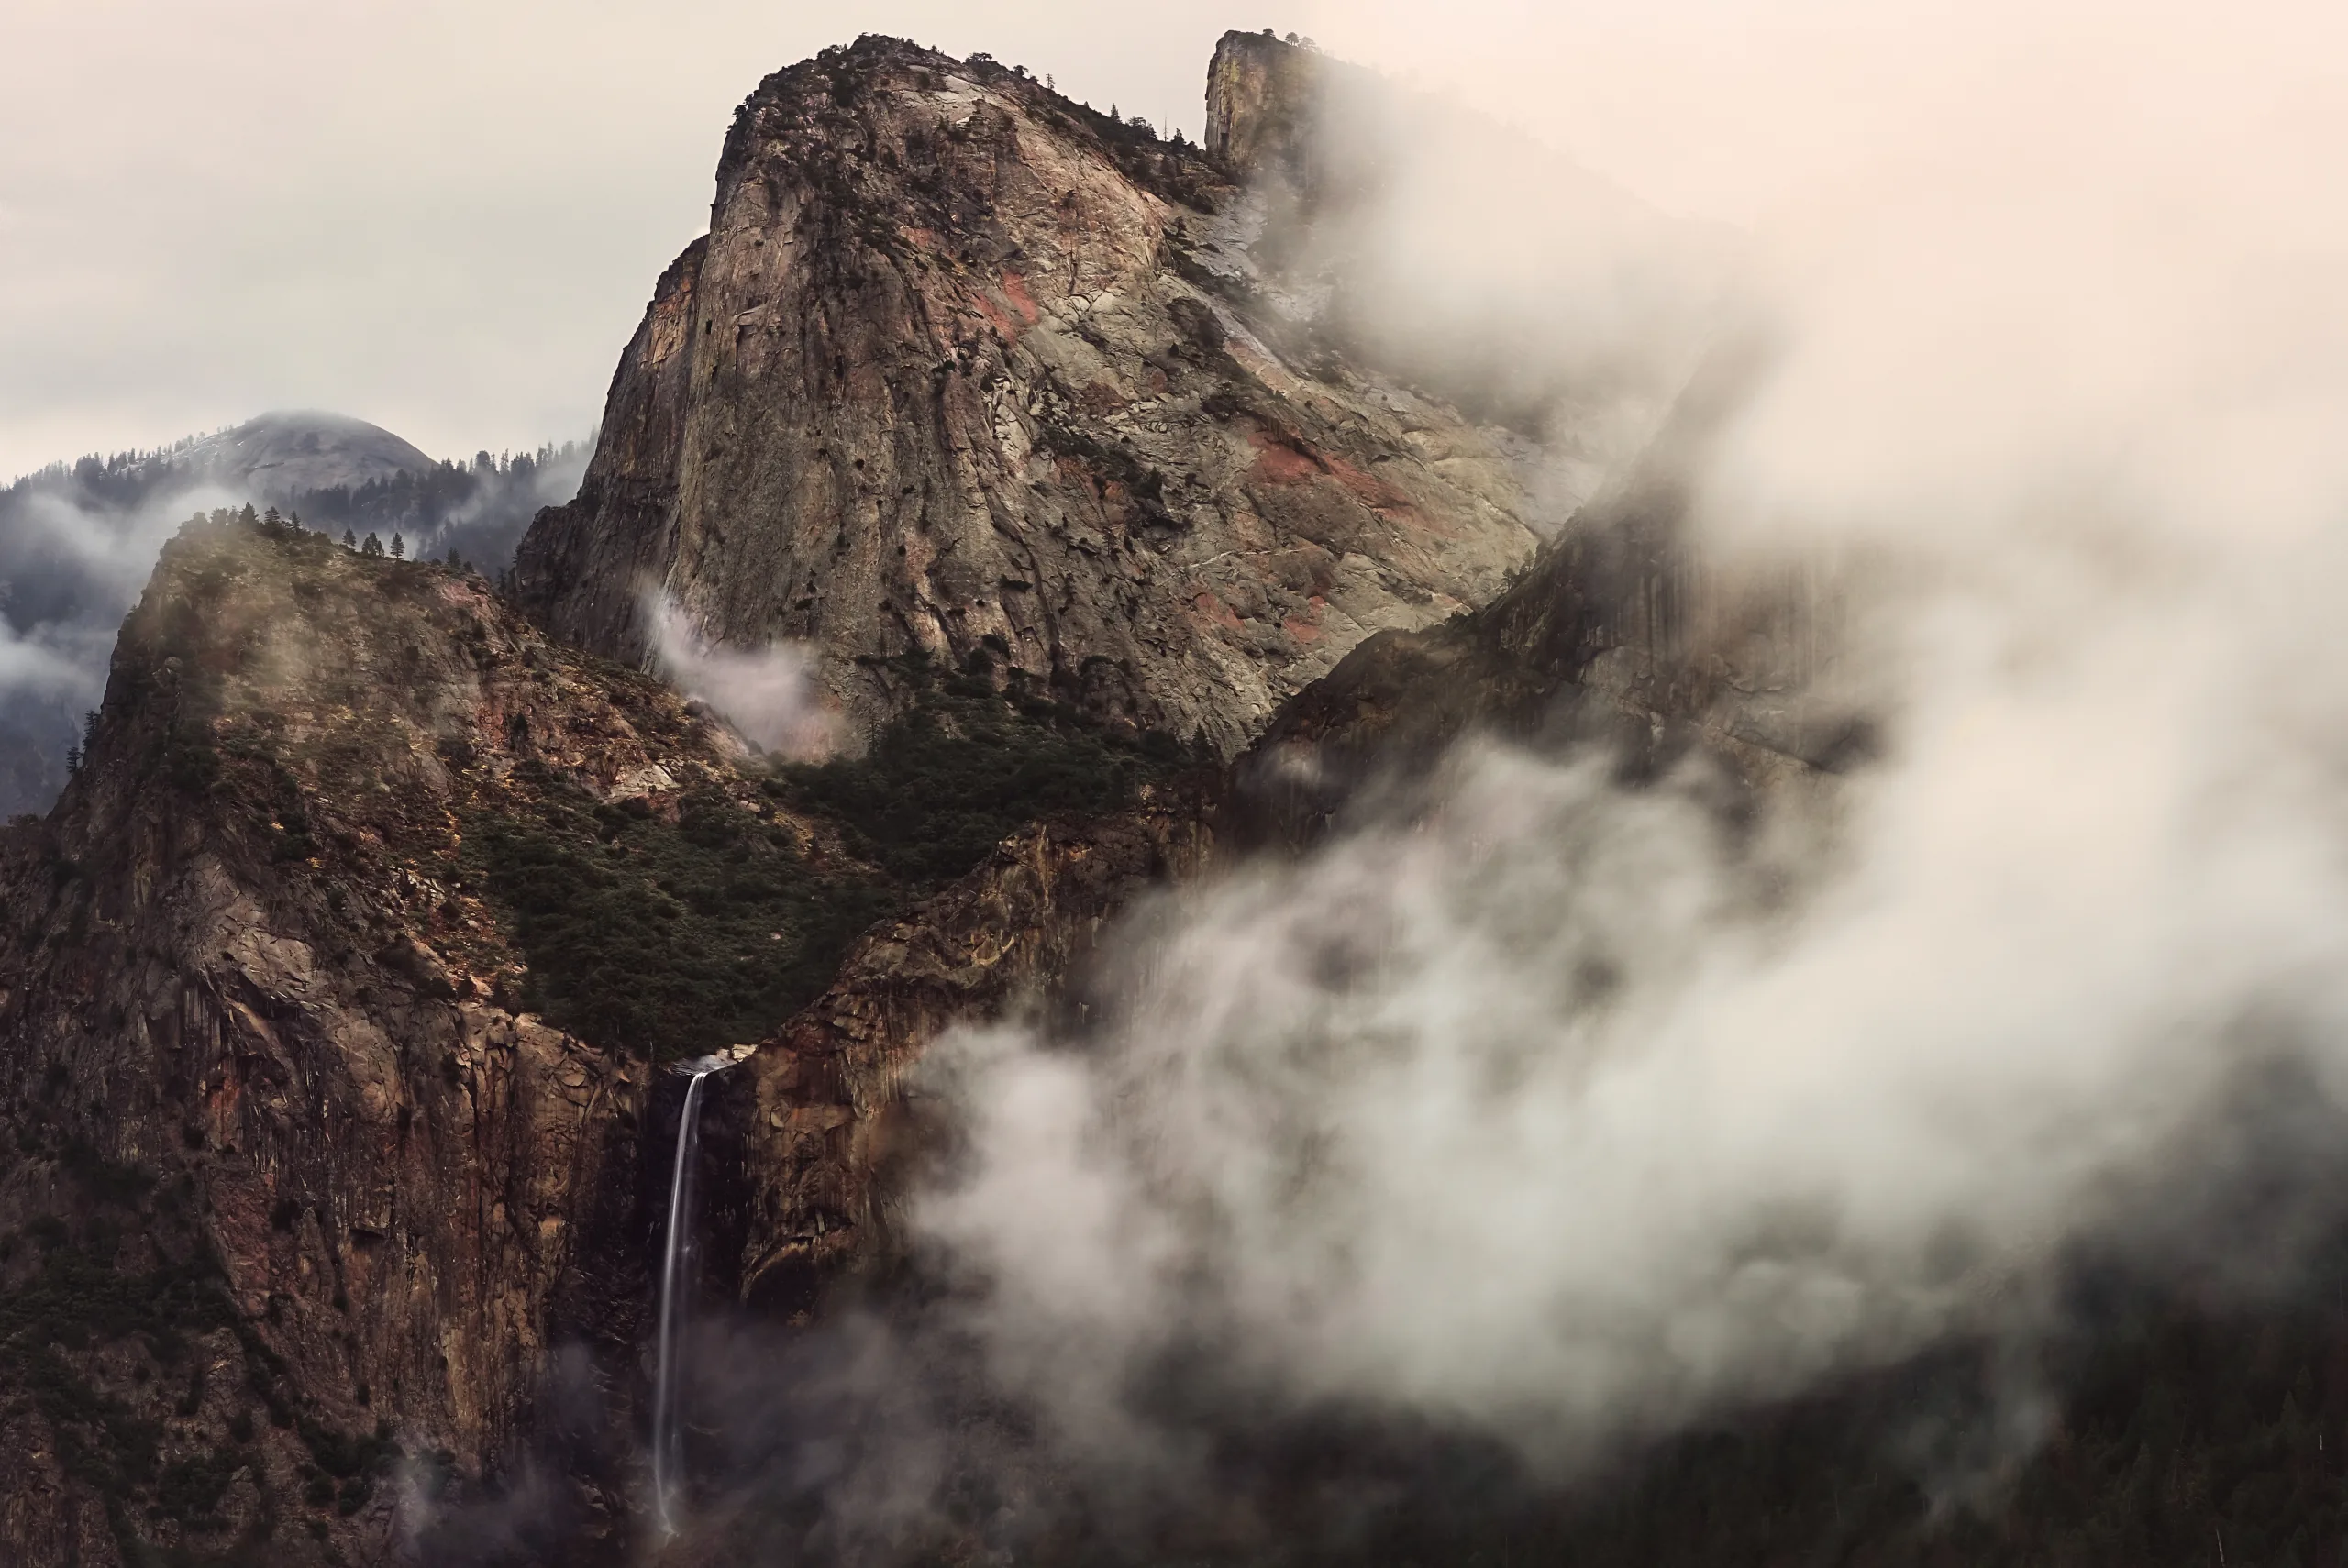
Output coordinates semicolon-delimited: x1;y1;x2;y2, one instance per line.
183;409;435;496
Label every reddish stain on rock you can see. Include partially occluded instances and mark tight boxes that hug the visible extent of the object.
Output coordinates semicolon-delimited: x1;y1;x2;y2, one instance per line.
1326;456;1416;516
973;270;1044;344
1193;591;1245;631
999;269;1041;326
1246;428;1328;485
1245;430;1434;530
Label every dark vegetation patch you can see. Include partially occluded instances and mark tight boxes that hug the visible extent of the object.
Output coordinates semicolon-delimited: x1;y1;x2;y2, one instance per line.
153;1446;239;1529
773;653;1191;886
1227;1267;2348;1568
296;1415;401;1516
58;1137;161;1205
0;1229;266;1557
0;1134;290;1563
469;776;893;1062
471;657;1191;1061
1033;420;1176;528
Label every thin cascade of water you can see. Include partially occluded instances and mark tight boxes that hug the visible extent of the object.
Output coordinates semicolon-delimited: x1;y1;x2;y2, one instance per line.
651;1055;731;1539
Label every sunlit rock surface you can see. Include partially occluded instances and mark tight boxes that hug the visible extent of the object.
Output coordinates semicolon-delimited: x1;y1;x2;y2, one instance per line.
515;35;1558;758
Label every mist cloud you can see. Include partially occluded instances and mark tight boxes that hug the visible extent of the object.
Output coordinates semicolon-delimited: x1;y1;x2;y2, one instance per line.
0;620;100;703
647;592;832;759
902;0;2348;1497
0;474;244;814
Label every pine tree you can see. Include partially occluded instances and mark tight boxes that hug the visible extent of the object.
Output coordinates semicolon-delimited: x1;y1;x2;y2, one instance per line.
343;529;357;548
390;532;405;559
361;532;384;557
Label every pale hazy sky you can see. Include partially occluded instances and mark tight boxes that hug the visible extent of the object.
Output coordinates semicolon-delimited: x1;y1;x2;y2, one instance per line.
0;2;1277;476
6;1;2334;478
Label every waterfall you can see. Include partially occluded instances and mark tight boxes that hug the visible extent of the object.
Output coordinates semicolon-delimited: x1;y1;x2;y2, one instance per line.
651;1055;732;1539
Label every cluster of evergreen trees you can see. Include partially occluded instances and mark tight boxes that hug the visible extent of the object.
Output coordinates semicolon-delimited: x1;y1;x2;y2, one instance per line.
7;436;211;511
194;499;494;570
0;436;582;606
289;442;584;569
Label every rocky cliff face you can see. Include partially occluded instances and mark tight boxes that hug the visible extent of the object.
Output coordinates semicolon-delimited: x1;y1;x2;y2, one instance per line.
1225;352;1861;850
0;514;781;1564
515;35;1555;758
7;24;2341;1568
0;30;1776;1568
737;798;1213;1316
721;349;1865;1359
0;501;1227;1562
1203;29;1323;181
0;414;451;823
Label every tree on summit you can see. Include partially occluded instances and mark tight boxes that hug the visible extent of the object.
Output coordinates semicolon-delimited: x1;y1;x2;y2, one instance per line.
343;528;357;548
390;532;405;559
361;532;384;557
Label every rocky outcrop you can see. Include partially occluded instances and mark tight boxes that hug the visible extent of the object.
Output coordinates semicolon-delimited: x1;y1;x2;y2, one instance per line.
738;797;1213;1313
725;359;1850;1317
1221;348;1859;850
1203;29;1325;181
515;35;1553;758
712;43;1804;1323
0;514;785;1564
0;496;1245;1562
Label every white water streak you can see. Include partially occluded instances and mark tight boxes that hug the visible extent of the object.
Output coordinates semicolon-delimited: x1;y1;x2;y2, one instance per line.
652;1064;720;1538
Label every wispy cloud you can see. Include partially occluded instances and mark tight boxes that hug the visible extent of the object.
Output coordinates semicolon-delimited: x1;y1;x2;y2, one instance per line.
645;591;832;759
